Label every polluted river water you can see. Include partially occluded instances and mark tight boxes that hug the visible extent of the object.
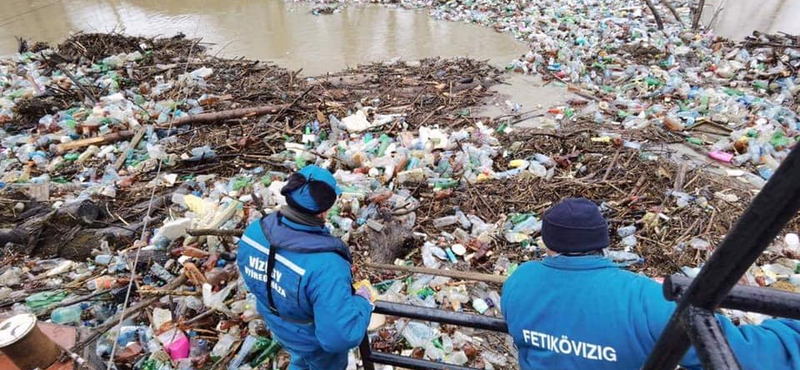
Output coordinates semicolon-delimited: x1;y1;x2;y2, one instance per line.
2;0;797;125
0;0;572;123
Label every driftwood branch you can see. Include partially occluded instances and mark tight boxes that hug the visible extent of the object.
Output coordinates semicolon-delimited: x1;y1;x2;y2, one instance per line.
114;126;147;171
157;104;289;128
55;130;135;154
644;0;665;30
57;66;97;105
68;274;188;354
661;0;684;26
186;228;245;237
364;262;507;284
692;0;706;30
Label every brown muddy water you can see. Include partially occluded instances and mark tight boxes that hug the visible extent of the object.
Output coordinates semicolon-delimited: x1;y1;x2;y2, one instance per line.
0;0;527;74
0;0;572;120
3;0;793;124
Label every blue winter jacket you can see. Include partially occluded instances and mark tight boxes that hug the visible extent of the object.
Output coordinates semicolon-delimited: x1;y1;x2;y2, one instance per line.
501;255;800;370
237;212;372;355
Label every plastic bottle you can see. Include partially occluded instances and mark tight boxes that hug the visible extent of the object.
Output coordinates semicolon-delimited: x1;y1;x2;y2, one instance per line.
247;339;280;367
401;321;435;348
51;304;83;324
529;161;547;177
425;342;445;361
25;290;67;310
433;215;458;228
481;350;508;366
785;233;800;252
621;235;637;248
606;250;643;266
471;298;489;314
689;238;711;251
87;276;119;291
356;203;377;225
211;333;237;360
455;209;471;229
228;335;258;370
190;337;210;358
0;267;22;286
421;242;442;269
512;216;542;234
617;225;636;237
450;350;469;365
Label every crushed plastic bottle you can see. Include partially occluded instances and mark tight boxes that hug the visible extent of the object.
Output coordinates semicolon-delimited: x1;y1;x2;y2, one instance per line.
51;304;83;324
401;321;436;348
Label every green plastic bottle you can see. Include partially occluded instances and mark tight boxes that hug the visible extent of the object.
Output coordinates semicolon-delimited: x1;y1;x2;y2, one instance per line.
377;134;391;157
25;290;68;310
249;339;282;367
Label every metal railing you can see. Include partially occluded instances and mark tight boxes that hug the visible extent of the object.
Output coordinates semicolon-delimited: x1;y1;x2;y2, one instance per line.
642;144;800;370
359;301;508;370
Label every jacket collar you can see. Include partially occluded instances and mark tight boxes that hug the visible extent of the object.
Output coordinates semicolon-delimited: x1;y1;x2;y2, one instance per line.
542;254;618;271
279;213;329;234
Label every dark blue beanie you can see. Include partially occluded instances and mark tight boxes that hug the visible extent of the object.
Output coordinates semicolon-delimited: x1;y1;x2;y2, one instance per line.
542;198;610;253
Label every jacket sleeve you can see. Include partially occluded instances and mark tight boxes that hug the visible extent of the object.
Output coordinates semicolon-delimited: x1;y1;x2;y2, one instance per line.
640;277;800;370
307;256;373;353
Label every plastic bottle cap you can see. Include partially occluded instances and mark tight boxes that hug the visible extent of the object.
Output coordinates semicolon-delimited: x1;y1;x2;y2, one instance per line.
0;314;37;347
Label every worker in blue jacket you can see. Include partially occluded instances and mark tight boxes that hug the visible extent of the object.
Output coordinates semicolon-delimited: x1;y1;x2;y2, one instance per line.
501;197;800;370
237;165;374;370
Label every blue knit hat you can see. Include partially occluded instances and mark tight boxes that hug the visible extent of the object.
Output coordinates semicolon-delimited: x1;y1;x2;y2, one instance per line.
280;165;342;214
542;198;610;253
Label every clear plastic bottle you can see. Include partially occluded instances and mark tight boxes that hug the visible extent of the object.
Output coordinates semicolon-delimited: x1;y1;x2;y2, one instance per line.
433;216;458;229
617;225;636;237
211;334;237;360
228;335;258;370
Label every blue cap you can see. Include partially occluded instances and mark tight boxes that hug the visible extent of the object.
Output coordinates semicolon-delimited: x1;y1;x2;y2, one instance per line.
542;198;610;253
285;165;341;213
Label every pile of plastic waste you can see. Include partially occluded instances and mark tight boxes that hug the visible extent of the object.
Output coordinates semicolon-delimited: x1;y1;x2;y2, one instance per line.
297;0;800;183
2;26;800;370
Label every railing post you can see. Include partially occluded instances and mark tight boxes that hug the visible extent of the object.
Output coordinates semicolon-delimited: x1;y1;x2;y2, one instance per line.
643;145;800;369
681;307;742;370
665;274;800;320
359;335;375;370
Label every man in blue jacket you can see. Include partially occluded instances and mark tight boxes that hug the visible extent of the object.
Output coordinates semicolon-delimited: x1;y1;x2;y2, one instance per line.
237;165;373;370
501;197;800;370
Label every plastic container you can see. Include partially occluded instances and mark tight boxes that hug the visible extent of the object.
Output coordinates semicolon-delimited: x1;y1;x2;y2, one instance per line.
51;304;82;324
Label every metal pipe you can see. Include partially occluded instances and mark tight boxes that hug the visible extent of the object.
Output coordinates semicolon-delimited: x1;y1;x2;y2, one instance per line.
681;307;742;370
643;145;800;369
368;351;480;370
665;275;800;320
374;301;508;332
359;336;376;370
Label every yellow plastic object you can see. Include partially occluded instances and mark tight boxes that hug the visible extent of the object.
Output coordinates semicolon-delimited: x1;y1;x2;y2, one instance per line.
353;279;377;302
184;194;213;216
509;159;529;169
590;136;611;143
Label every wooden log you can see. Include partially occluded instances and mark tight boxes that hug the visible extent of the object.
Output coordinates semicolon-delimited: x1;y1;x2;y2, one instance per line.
364;262;507;284
55;130;134;154
661;0;684;26
692;0;706;30
114;126;147;171
186;228;245;237
644;0;665;30
156;104;289;128
52;199;102;226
